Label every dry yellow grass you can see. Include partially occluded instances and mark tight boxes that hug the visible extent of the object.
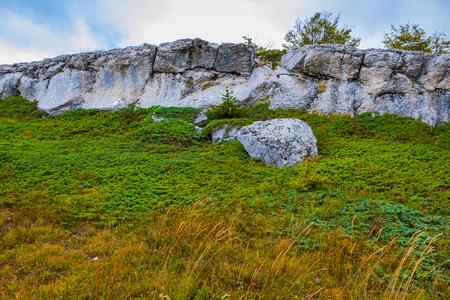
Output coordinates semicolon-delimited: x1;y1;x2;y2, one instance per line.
1;205;446;299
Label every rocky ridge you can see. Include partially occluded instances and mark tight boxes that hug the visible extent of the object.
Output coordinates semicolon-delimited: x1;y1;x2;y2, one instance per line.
0;39;449;125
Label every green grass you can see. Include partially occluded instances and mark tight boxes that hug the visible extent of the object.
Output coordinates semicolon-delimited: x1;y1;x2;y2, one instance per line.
152;106;202;123
0;96;449;299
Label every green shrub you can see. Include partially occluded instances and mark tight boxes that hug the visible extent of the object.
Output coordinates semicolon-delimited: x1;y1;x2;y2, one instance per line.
354;112;433;142
432;122;450;149
153;106;202;123
257;49;287;69
0;96;47;120
290;156;328;191
242;36;287;69
242;100;278;120
325;115;358;137
133;118;200;147
53;108;103;120
207;87;244;119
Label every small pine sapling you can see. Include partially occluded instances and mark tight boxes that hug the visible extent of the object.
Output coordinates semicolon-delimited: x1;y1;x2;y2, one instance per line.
208;87;245;119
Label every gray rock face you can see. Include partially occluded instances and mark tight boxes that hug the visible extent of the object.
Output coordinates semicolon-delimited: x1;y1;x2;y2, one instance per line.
192;111;208;126
265;46;449;126
237;118;318;167
211;125;240;143
195;126;203;135
214;43;255;76
0;44;158;113
153;38;219;73
1;41;449;126
0;39;254;114
281;44;364;81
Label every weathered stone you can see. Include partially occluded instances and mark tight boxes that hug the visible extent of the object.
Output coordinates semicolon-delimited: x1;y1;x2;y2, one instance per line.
1;41;449;126
214;43;255;76
281;44;364;81
193;111;208;126
418;54;450;91
138;67;267;110
236;118;318;167
82;44;157;111
0;73;22;97
274;46;449;125
42;62;65;80
195;126;203;135
211;125;239;143
151;113;165;122
153;38;219;73
259;67;318;111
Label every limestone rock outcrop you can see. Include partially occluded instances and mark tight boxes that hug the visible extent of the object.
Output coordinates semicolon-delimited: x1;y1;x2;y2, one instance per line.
0;38;255;114
236;118;318;167
269;45;449;126
153;39;218;73
1;40;449;126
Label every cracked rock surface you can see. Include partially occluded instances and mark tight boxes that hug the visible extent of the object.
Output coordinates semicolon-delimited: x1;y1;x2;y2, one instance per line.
1;41;448;125
276;45;449;126
237;118;318;167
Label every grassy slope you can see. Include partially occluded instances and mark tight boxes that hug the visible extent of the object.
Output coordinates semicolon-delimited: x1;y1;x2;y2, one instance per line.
0;96;449;299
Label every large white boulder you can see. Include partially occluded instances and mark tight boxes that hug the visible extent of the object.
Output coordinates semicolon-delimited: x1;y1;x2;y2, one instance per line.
236;118;318;167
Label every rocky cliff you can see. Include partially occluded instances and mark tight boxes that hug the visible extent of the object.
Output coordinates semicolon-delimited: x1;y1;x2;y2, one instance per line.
1;39;449;125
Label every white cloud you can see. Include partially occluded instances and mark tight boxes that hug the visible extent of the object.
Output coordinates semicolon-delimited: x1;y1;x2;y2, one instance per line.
0;12;107;64
98;0;171;45
98;0;298;48
0;41;50;65
359;31;385;50
1;0;449;65
68;18;107;52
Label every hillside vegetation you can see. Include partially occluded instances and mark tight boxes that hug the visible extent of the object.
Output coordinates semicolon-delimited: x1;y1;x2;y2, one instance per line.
0;96;449;299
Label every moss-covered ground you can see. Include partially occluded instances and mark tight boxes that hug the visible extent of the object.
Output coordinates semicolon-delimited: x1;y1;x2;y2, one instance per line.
0;96;449;299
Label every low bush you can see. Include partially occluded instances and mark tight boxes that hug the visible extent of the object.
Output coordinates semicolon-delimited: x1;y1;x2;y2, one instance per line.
0;96;47;120
133;117;200;147
207;87;245;119
152;106;202;123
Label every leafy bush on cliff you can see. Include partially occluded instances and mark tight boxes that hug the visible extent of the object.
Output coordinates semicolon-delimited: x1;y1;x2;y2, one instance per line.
283;11;361;48
383;23;450;54
242;36;287;69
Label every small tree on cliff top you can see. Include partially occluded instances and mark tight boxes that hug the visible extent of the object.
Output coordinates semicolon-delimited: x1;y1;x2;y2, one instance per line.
383;23;450;54
283;12;361;49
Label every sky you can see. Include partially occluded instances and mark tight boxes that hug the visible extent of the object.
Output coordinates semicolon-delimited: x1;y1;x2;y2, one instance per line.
0;0;449;64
